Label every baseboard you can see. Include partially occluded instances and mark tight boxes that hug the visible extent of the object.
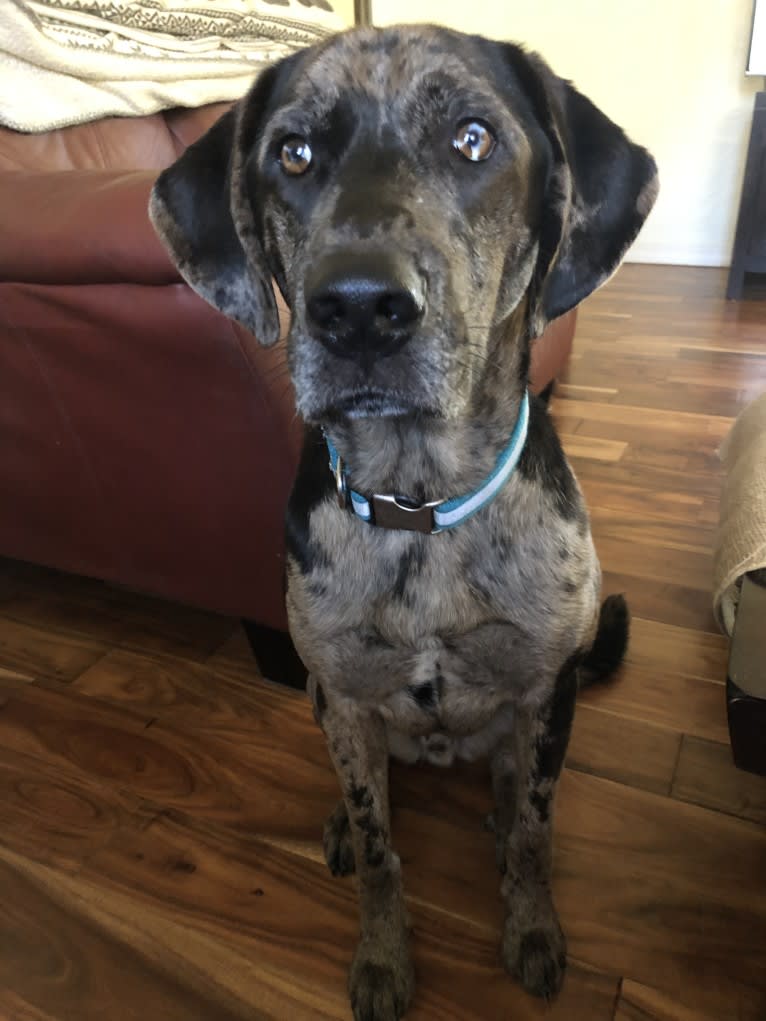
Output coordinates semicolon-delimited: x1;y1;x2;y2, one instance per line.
626;249;731;268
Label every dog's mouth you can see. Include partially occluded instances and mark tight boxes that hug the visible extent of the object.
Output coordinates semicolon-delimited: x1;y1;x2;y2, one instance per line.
316;387;447;423
324;389;417;421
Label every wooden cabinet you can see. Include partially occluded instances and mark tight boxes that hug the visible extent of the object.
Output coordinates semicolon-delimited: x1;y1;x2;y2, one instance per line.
728;91;766;298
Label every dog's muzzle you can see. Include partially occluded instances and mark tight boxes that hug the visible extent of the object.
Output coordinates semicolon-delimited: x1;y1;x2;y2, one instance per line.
304;250;425;365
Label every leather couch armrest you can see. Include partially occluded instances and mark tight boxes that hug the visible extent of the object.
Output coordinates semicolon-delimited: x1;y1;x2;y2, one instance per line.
529;310;576;392
0;170;178;285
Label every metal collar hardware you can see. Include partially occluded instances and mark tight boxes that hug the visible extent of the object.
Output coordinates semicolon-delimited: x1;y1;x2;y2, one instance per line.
371;494;441;533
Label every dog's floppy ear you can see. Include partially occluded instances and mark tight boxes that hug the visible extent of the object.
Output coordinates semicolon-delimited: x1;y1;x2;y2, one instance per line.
149;63;287;345
502;45;658;337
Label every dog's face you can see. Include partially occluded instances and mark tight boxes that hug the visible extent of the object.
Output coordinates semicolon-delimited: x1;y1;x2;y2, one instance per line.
254;31;549;423
151;26;657;425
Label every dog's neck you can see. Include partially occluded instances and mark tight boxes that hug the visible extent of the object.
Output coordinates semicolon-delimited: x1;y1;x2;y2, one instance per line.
324;308;530;503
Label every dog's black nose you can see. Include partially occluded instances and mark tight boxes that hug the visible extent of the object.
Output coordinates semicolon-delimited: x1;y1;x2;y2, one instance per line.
305;252;424;359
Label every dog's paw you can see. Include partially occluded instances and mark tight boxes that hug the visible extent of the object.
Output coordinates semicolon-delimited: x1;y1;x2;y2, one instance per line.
502;904;567;1000
349;936;414;1021
323;801;355;877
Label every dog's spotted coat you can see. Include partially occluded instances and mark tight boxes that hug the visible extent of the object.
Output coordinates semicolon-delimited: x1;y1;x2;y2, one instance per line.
151;24;657;1020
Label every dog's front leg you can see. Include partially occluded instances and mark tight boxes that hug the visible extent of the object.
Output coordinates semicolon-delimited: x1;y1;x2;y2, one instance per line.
314;680;414;1021
491;656;578;1001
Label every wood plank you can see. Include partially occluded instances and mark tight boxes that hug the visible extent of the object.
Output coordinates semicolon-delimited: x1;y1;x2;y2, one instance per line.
0;615;107;684
589;511;716;560
626;617;728;682
601;571;718;634
0;675;338;840
555;383;619;400
696;500;722;526
561;434;628;462
0;990;61;1021
578;659;728;745
593;533;712;593
0;665;37;704
576;458;723;504
671;734;766;825
71;648;267;723
553;771;766;1021
0;846;256;1021
611;336;766;357
567;705;681;796
604;381;744;417
615;977;729;1021
0;746;156;872
579;479;705;528
551;398;733;440
573;425;724;479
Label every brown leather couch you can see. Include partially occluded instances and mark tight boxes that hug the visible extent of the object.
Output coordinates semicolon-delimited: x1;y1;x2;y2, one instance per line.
0;104;575;633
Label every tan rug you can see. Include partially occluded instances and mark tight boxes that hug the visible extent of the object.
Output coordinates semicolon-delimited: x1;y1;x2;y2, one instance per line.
713;391;766;635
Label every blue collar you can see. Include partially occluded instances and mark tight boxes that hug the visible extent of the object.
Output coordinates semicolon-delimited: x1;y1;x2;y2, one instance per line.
324;391;529;534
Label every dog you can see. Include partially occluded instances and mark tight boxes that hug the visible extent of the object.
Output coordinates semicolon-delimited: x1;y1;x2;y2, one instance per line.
150;24;657;1021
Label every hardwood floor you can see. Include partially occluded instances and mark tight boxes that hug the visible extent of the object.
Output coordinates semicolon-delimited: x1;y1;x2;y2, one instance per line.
1;264;766;1020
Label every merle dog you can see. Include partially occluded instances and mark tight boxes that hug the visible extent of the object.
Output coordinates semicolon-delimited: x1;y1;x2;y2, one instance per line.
150;24;657;1021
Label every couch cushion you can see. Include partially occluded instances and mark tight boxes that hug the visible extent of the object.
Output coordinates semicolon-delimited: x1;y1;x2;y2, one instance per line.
0;278;299;627
0;103;231;172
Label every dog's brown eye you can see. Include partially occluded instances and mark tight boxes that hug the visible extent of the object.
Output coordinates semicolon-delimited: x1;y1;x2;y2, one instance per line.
453;120;495;162
280;136;313;176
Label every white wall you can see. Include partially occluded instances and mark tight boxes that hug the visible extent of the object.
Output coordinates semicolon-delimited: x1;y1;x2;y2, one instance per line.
371;0;763;267
333;0;356;25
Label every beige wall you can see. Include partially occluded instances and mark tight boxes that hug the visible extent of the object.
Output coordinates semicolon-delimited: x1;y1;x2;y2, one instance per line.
371;0;762;267
333;0;356;26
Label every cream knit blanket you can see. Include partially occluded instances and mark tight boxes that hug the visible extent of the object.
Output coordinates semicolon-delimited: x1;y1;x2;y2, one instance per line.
0;0;343;132
713;391;766;636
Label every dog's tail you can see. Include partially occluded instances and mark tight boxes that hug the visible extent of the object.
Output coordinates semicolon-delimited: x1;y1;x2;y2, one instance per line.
579;594;630;688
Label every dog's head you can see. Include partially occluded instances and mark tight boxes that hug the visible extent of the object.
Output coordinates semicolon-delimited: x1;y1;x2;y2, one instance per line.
150;25;657;424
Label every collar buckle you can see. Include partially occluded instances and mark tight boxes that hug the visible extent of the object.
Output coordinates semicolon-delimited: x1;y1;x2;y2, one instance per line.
371;493;440;533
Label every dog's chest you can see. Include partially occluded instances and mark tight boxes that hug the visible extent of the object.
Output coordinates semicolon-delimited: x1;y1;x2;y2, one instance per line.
311;501;496;639
293;486;592;667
